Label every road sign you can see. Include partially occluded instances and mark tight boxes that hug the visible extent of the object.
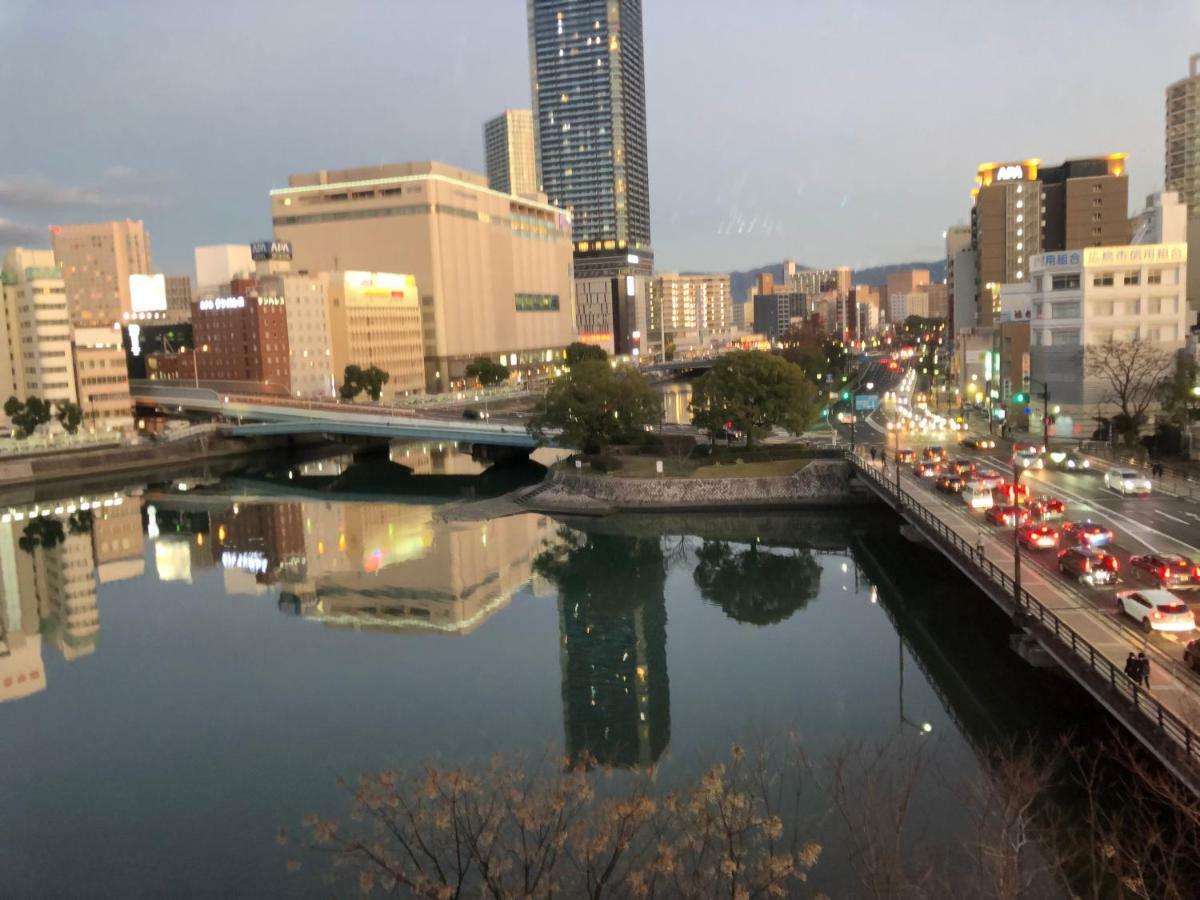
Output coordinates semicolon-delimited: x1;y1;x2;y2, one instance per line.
855;394;880;411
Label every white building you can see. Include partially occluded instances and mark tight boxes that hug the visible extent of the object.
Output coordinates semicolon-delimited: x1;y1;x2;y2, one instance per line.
1028;243;1189;412
195;245;253;296
652;273;733;338
1131;191;1187;246
889;291;930;322
1;249;79;411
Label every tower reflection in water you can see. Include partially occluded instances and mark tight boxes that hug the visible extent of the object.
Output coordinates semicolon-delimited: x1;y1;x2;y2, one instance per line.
537;528;671;769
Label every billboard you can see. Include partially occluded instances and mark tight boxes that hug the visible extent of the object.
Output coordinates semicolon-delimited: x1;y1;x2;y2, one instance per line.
343;271;417;303
250;240;293;261
129;273;167;313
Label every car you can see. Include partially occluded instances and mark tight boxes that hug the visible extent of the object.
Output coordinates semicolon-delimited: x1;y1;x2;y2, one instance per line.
1013;441;1046;455
1057;546;1120;586
993;482;1032;505
461;408;489;420
922;446;947;462
1061;520;1113;547
974;468;1005;491
1045;449;1091;472
914;461;941;478
1115;589;1195;634
1018;523;1060;549
896;449;916;464
1029;496;1066;520
947;458;976;476
986;505;1032;527
1129;553;1200;589
1105;468;1152;496
837;412;857;424
962;481;994;510
961;436;996;450
1014;449;1044;470
936;473;965;493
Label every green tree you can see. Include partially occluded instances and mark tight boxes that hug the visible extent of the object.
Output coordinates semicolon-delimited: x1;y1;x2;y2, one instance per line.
693;541;821;625
1156;351;1198;427
338;365;365;400
690;351;819;447
339;365;390;401
4;396;53;438
19;518;66;554
565;341;608;366
528;360;661;453
55;400;83;435
465;356;510;386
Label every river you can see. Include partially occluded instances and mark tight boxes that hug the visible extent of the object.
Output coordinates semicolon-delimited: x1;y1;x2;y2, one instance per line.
0;442;1110;896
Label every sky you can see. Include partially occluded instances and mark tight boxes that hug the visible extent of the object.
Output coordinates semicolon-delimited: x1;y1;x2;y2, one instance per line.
1;0;1197;277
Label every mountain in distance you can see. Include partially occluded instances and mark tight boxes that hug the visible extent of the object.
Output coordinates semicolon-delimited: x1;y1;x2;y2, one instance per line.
698;260;948;302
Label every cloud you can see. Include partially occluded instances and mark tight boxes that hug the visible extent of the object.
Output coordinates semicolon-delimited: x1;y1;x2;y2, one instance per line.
0;174;162;210
0;218;47;246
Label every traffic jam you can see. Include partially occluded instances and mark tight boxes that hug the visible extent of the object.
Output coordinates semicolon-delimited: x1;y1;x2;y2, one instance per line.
894;435;1200;672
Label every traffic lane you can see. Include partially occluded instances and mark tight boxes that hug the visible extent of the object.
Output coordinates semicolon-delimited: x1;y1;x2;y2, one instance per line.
904;460;1200;669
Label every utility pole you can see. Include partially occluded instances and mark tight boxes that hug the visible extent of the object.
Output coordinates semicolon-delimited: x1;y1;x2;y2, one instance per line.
1012;461;1024;613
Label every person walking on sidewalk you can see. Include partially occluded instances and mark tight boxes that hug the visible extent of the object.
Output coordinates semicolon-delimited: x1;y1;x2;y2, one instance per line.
1137;651;1151;689
1125;652;1138;682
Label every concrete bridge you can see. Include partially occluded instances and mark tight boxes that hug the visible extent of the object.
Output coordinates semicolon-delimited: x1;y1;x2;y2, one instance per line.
130;382;542;450
849;449;1200;796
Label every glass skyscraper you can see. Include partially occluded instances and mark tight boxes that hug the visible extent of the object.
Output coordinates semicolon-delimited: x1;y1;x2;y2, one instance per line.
526;0;652;258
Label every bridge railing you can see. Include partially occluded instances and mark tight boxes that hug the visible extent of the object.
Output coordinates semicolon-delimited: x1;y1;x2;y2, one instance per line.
850;451;1200;769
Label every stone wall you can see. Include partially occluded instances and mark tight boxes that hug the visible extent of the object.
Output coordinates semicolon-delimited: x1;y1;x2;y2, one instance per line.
527;459;877;513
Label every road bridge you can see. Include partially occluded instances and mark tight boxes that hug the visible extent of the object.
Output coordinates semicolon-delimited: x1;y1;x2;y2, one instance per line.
850;449;1200;795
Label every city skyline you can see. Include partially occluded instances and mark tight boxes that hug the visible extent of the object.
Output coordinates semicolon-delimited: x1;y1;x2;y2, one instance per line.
0;1;1196;276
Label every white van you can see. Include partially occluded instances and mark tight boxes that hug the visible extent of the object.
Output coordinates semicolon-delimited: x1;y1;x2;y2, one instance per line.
962;481;994;511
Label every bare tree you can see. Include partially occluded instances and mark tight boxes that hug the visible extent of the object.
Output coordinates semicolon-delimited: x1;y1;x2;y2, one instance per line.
1084;337;1174;426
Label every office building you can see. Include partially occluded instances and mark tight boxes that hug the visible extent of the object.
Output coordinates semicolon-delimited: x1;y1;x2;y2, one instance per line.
270;161;576;390
752;291;805;340
163;275;193;323
0;249;78;410
889;292;930;322
73;327;134;433
192;278;290;391
1028;242;1189;420
946;225;974;333
484;109;538;196
885;269;930;322
652;273;733;338
195;244;253;296
527;1;653;262
326;271;425;397
91;498;146;583
49;220;153;327
1167;54;1200;309
925;282;949;319
1131;191;1187;245
122;321;194;379
970;156;1129;329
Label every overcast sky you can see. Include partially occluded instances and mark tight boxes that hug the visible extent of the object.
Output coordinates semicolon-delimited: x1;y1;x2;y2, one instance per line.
1;0;1196;276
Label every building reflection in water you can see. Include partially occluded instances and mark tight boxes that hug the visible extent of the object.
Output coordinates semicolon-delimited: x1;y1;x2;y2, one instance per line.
0;491;143;703
535;528;671;769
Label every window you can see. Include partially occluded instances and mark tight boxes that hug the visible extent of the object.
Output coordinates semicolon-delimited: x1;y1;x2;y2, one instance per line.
1093;272;1114;287
515;293;560;312
1051;274;1080;290
1123;271;1140;286
1091;300;1114;317
1050;329;1081;346
1050;301;1080;319
1148;270;1163;285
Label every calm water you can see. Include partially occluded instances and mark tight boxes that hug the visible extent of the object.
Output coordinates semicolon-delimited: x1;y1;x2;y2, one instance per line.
0;443;1099;897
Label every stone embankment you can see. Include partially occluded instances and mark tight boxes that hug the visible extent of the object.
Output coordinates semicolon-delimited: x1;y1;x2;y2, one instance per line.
517;459;876;515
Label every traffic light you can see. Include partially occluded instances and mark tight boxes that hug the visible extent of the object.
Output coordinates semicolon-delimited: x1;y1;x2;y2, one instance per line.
1013;392;1028;404
841;391;850;401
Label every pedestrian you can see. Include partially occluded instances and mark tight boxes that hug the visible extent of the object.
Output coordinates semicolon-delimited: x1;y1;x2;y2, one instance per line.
1124;652;1138;682
1137;651;1151;689
976;529;986;558
870;447;878;463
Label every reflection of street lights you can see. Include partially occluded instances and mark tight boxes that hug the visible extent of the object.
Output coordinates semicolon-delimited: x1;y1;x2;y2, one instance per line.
898;634;933;735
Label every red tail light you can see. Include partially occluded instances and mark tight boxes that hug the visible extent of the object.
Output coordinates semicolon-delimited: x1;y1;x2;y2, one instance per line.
1192;567;1199;578
1160;566;1170;580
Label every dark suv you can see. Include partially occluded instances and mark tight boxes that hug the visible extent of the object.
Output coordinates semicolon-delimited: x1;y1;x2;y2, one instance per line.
1057;546;1119;586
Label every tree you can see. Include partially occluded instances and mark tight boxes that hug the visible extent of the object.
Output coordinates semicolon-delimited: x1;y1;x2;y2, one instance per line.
1156;351;1198;427
528;360;661;452
4;395;53;438
56;400;82;435
664;337;677;362
690;351;819;447
692;541;822;625
776;321;829;379
18;518;65;553
465;356;510;387
339;364;390;401
565;341;608;366
1085;337;1173;442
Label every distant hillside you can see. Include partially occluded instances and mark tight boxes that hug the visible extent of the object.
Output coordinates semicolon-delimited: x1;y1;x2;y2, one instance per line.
709;260;947;301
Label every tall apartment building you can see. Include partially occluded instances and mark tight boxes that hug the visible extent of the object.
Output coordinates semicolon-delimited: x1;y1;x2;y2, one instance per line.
1026;242;1188;416
484;109;538;196
270;161;575;391
49;220;153;327
652;273;733;337
1166;54;1200;309
528;0;654;353
326;271;425;397
970;156;1130;329
73;327;133;433
0;249;79;410
885;269;930;323
191;278;291;391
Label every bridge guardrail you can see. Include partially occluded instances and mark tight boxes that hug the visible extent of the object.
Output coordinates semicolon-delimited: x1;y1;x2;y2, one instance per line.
850;450;1200;769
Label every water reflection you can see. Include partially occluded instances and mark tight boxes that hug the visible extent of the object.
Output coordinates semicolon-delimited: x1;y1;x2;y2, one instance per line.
659;381;692;425
693;540;822;625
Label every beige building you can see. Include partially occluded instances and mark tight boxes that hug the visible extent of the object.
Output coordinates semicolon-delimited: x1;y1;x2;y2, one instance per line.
194;244;253;296
484;109;538;196
49;220;153;327
326;271;424;396
92;496;146;583
255;271;335;399
163;275;193;323
1166;54;1200;311
73;327;134;433
1;249;78;410
270;161;576;391
652;273;733;338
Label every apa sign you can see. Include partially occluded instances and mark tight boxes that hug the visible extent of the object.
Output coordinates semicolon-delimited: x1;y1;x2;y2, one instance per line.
250;240;293;261
995;164;1024;182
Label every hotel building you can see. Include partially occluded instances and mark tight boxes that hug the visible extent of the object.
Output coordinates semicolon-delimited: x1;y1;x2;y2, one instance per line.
49;220;153;327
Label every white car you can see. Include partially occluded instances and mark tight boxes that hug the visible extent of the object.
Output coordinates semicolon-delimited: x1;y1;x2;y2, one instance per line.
962;481;994;510
1105;468;1152;496
1115;589;1195;633
1014;450;1043;470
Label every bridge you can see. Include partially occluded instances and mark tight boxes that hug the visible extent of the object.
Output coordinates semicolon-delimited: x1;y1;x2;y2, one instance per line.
849;448;1200;795
130;383;541;449
643;358;717;375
